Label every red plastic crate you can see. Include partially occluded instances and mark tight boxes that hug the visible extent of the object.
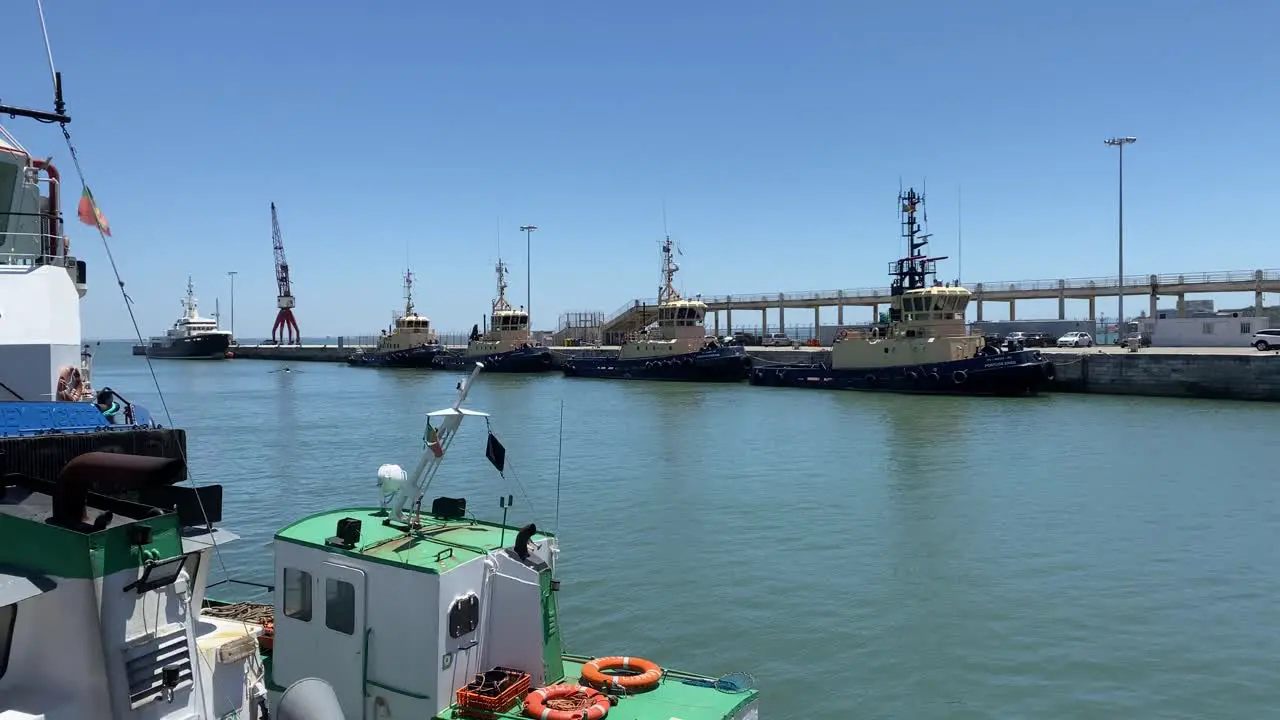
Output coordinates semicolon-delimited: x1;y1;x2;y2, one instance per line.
456;667;531;718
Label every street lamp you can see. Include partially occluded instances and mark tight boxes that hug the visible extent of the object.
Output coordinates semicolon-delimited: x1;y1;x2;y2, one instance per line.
519;225;537;326
1104;136;1137;334
226;270;238;338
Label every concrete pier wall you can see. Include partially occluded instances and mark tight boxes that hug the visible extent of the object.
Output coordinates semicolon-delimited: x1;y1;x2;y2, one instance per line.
1049;351;1280;401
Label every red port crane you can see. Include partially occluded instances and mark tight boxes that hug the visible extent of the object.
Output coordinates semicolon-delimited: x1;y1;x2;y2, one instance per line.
270;202;300;344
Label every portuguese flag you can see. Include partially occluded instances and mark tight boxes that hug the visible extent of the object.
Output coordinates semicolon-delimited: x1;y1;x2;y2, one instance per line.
77;186;111;237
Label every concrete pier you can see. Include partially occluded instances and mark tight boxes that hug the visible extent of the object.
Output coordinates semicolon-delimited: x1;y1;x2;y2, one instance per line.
1044;347;1280;401
226;342;1280;402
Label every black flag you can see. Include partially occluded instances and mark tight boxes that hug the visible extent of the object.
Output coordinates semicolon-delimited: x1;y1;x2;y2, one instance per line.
486;432;506;474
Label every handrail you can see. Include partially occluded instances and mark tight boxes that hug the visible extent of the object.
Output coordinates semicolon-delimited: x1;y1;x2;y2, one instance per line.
606;268;1280;310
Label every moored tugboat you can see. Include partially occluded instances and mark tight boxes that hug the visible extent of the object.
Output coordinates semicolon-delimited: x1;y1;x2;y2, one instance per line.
562;236;750;382
750;188;1055;395
436;259;554;373
347;269;443;368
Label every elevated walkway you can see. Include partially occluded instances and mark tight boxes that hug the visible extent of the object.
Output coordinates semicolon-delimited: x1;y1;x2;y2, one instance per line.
601;299;660;344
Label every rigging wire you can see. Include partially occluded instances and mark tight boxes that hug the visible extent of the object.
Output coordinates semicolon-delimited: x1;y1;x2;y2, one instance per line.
31;3;261;709
554;399;564;535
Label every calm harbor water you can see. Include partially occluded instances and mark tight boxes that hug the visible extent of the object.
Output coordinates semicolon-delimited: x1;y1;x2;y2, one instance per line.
92;342;1279;719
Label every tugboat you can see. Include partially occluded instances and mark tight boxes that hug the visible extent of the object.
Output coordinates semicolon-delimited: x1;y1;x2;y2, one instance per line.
135;276;233;359
750;188;1055;395
562;236;751;381
436;259;554;373
347;269;443;368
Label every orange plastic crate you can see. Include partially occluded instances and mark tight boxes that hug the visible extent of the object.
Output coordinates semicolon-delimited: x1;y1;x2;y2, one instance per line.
456;667;531;717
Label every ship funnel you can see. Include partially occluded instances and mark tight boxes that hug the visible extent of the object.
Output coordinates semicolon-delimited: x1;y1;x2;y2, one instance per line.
277;678;346;720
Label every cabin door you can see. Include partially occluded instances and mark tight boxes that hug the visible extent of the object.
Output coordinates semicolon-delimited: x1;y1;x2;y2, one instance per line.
321;562;367;719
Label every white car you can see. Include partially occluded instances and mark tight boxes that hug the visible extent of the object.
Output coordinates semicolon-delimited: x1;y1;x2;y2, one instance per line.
1251;329;1280;351
1056;331;1093;348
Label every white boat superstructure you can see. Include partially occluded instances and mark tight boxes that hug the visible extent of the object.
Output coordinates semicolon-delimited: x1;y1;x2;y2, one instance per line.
620;236;712;360
466;259;534;356
0;127;101;405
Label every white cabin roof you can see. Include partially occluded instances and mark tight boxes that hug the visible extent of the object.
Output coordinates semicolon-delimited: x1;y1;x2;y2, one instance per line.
661;298;707;310
903;285;971;299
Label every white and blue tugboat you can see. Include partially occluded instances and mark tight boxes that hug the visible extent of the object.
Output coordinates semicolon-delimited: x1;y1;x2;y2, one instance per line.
562;236;750;382
436;258;554;373
750;188;1055;395
347;269;443;368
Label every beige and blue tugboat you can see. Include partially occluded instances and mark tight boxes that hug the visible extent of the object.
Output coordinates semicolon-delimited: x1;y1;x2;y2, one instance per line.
562;236;751;382
437;259;554;373
751;188;1055;395
347;269;443;368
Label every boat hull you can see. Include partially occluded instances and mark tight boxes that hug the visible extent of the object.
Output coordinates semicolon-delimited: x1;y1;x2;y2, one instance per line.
437;346;556;373
749;349;1055;396
137;333;232;359
562;346;752;382
346;344;442;368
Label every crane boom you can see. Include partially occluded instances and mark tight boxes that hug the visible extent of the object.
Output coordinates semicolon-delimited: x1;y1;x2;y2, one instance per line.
270;202;301;344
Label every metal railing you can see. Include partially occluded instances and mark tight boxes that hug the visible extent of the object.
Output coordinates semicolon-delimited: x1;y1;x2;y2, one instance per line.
601;268;1280;325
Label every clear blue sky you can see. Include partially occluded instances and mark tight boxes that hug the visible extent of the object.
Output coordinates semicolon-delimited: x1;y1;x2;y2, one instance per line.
7;0;1278;338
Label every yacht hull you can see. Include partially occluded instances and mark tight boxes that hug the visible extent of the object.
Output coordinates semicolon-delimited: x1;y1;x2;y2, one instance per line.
346;344;442;368
748;349;1055;396
437;346;556;373
562;345;751;382
137;333;232;360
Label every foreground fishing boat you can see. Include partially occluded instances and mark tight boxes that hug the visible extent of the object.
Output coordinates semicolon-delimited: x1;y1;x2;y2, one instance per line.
562;236;750;382
750;188;1054;395
436;259;554;373
238;362;760;718
347;269;444;368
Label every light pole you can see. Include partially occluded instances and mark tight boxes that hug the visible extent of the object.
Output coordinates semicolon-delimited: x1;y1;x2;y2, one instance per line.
226;270;237;337
519;225;537;325
1104;136;1136;336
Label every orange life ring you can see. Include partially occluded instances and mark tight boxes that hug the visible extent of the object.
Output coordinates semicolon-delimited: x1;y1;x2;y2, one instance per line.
580;656;662;692
56;365;84;402
522;684;610;720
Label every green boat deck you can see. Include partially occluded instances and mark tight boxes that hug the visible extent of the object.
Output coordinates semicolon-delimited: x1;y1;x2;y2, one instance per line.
275;507;551;573
438;654;758;720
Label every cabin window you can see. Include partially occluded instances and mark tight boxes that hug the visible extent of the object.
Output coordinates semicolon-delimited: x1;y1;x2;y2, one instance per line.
283;568;313;621
448;593;481;638
0;603;13;680
325;578;356;635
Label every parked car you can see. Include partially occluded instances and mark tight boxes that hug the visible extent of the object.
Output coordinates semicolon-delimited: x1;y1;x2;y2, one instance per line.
1056;331;1094;348
730;331;761;346
1251;328;1280;351
1024;332;1056;348
762;332;796;347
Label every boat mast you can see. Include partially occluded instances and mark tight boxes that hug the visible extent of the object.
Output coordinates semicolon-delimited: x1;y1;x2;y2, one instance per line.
888;188;948;323
184;275;197;317
403;269;415;317
658;236;681;304
492;259;512;312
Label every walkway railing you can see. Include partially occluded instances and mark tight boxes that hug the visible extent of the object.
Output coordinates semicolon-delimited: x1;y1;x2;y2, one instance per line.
602;268;1280;326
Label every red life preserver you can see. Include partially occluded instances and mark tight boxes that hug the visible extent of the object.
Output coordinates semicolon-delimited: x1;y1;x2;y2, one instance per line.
522;684;611;720
580;656;662;692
